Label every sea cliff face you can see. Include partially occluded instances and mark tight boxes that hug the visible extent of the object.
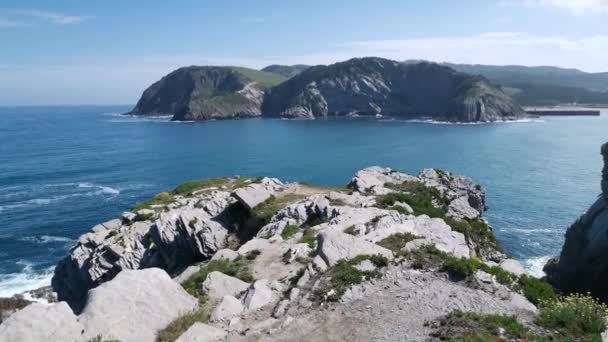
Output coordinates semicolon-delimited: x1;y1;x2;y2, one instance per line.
129;57;525;123
262;58;525;122
544;142;608;301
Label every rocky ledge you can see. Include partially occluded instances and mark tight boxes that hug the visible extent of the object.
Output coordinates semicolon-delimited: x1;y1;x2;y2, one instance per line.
0;167;591;341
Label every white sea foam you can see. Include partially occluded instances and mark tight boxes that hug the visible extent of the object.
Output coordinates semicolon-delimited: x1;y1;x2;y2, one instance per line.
0;262;54;298
78;182;120;195
523;255;552;278
18;235;73;244
403;118;545;125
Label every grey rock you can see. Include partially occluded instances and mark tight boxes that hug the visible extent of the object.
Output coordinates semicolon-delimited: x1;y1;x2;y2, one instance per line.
79;268;198;342
0;302;82;342
175;323;227;342
173;265;201;284
242;279;275;310
232;179;282;210
354;260;377;272
210;295;244;322
201;271;250;302
317;230;394;267
499;259;526;277
210;249;239;262
448;196;480;219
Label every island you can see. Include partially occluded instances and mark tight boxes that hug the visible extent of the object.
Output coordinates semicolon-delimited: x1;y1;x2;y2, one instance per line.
128;57;526;123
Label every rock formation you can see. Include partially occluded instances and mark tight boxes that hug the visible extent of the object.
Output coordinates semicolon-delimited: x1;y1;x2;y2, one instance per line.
2;166;548;341
130;57;525;123
262;58;525;122
544;142;608;301
128;66;286;121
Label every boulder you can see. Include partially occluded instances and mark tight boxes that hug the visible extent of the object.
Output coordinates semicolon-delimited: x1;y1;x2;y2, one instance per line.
447;196;480;219
210;249;239;262
317;230;394;267
175;323;227;342
79;268;198;342
0;302;82;342
499;259;526;277
242;279;275;310
210;295;244;322
202;272;250;301
232;178;282;210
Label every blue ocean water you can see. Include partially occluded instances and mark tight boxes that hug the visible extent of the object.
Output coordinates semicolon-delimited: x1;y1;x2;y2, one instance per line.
0;106;606;297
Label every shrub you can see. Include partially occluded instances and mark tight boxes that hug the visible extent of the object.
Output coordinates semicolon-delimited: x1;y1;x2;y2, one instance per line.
441;257;481;280
182;258;254;300
280;224;300;240
537;294;608;340
156;308;209;342
431;310;532;341
172;178;230;196
349;254;390;268
445;217;502;254
517;275;557;305
404;245;447;270
252;194;306;225
376;233;420;254
343;225;358;235
245;249;261;260
479;265;515;285
319;255;386;302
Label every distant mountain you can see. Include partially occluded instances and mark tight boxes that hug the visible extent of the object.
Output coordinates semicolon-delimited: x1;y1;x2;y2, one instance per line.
129;66;286;121
442;63;608;106
261;64;311;78
262;57;524;122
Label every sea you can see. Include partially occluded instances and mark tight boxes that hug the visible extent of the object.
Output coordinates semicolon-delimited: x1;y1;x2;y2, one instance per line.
0;105;606;297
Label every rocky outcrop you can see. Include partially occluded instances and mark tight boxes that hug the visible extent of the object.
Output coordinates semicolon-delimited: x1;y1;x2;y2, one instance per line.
544;142;608;301
52;177;284;312
261;64;311;78
0;268;198;342
262;58;525;122
129;66;285;121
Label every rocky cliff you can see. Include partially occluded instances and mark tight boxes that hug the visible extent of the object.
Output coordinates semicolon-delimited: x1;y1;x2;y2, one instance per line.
4;167;587;341
262;58;526;122
544;142;608;301
128;66;286;121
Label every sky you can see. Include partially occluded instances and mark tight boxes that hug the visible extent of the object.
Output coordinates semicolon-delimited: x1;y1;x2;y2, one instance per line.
0;0;607;105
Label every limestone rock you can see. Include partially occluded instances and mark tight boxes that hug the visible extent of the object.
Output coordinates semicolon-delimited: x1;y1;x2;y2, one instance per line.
232;178;282;210
242;279;275;310
499;259;526;277
79;268;198;342
202;272;250;301
175;323;227;342
317;230;394;267
210;249;239;262
0;302;82;342
447;196;480;219
210;295;244;322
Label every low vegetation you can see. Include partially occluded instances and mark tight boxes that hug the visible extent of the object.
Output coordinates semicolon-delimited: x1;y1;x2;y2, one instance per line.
379;181;449;218
430;310;533;341
182;258;254;301
133;192;175;212
252;193;307;225
280;224;300;240
376;232;420;254
536;293;607;340
516;275;557;305
445;217;502;254
344;225;358;235
155;308;210;342
319;255;388;301
298;227;316;249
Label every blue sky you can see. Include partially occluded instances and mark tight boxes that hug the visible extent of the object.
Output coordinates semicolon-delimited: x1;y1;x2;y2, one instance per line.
0;0;607;105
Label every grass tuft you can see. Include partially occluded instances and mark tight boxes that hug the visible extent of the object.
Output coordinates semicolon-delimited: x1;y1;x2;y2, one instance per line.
376;233;420;254
156;308;210;342
182;258;253;300
281;224;300;240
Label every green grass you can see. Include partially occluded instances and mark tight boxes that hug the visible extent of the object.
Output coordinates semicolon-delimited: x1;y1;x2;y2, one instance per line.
182;258;254;300
378;181;448;218
156;308;210;342
537;294;607;341
298;227;316;249
229;66;288;88
321;255;386;301
252;193;307;225
87;336;122;342
281;224;300;240
376;233;420;254
441;256;482;280
431;310;533;341
133;192;175;211
172;178;231;196
479;264;515;285
517;275;557;305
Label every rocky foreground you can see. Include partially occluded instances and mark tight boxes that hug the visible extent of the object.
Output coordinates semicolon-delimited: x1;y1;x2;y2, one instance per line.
0;165;604;341
130;57;525;123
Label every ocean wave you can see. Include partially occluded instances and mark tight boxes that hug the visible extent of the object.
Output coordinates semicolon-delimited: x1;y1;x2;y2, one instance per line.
403;118;545;125
523;255;552;278
509;228;554;235
104;113;173;123
0;262;54;298
0;182;120;213
18;235;73;244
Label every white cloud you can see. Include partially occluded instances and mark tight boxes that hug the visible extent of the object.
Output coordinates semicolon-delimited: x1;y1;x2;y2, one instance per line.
499;0;608;14
0;9;92;28
14;10;92;24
